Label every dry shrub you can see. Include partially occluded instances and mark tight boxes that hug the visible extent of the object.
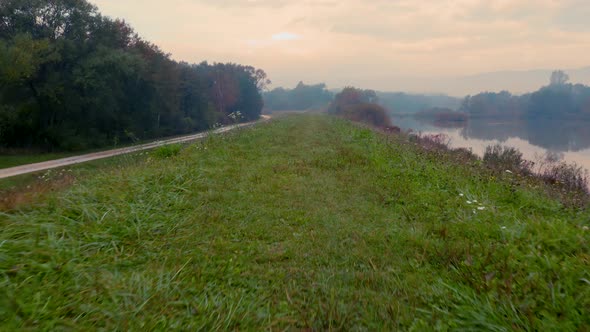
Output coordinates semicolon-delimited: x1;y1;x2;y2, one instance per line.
0;172;76;211
410;133;451;151
541;162;588;193
382;126;401;134
483;144;533;175
340;103;392;127
449;147;479;164
407;133;479;166
486;149;590;208
534;152;589;196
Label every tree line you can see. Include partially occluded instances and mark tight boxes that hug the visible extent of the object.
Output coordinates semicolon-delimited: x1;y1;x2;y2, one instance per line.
263;82;333;111
262;82;464;115
459;71;590;119
0;0;269;151
376;92;462;114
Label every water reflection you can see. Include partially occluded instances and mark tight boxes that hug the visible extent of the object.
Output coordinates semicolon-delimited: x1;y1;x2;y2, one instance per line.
391;115;590;171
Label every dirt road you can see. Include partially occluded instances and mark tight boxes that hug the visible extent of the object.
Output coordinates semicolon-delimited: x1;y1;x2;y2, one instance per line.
0;116;270;180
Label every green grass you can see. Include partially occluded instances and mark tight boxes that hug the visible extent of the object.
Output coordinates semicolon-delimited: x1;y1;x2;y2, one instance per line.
0;152;75;169
0;128;212;170
0;143;196;195
1;114;589;330
0;152;150;194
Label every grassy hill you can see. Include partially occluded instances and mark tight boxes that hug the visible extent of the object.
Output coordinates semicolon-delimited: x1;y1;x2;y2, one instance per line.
1;115;589;330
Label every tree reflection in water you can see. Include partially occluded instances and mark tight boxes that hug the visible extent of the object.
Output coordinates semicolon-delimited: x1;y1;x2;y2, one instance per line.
391;115;590;171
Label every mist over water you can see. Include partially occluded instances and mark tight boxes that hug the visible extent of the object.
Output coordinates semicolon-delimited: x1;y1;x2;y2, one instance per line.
391;115;590;172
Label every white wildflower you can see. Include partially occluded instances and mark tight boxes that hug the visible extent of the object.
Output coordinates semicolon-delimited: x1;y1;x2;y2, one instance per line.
505;170;513;174
459;193;464;197
477;206;486;211
466;200;472;204
501;226;507;230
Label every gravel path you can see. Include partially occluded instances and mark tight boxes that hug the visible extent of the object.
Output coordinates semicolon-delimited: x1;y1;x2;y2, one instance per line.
0;116;270;179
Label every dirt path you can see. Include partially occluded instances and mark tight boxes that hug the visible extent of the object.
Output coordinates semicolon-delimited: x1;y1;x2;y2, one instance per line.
0;116;270;179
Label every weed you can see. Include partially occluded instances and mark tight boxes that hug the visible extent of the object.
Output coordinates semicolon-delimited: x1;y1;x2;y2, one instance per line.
410;133;451;151
483;144;533;175
153;144;182;159
541;161;589;194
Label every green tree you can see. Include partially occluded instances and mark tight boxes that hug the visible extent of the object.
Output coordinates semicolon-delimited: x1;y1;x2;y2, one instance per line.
328;87;391;127
0;0;267;150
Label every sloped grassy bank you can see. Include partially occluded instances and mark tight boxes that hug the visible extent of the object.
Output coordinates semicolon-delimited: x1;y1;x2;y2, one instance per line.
1;115;589;330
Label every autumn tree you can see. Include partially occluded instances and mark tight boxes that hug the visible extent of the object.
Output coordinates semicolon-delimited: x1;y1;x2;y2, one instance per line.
0;0;267;150
328;87;391;127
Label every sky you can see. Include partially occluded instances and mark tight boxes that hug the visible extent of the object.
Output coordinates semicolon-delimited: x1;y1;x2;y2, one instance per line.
91;0;590;96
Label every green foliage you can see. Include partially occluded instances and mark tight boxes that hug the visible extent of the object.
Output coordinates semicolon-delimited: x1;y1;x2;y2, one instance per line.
526;83;590;118
1;115;589;330
153;144;182;159
263;81;333;111
0;34;57;83
0;0;267;151
459;71;590;119
459;91;524;118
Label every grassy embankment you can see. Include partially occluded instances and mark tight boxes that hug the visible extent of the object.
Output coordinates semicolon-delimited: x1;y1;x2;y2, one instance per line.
0;129;217;196
0;152;150;209
1;114;589;330
0;130;207;171
0;145;149;196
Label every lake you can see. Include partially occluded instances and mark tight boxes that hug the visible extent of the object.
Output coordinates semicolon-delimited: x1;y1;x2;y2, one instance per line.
391;115;590;173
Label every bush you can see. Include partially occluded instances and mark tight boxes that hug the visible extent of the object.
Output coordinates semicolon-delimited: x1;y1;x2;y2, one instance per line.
153;144;182;159
340;103;392;127
541;162;589;194
483;144;532;174
483;147;589;207
327;87;392;127
411;133;450;151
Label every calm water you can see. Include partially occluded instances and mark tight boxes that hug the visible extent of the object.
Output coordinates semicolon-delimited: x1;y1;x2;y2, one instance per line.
391;115;590;172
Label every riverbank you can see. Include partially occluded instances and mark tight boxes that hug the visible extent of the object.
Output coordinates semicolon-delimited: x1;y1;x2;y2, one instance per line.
1;114;589;330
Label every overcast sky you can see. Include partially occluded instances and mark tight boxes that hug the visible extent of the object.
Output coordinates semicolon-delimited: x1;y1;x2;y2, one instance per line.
91;0;590;95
